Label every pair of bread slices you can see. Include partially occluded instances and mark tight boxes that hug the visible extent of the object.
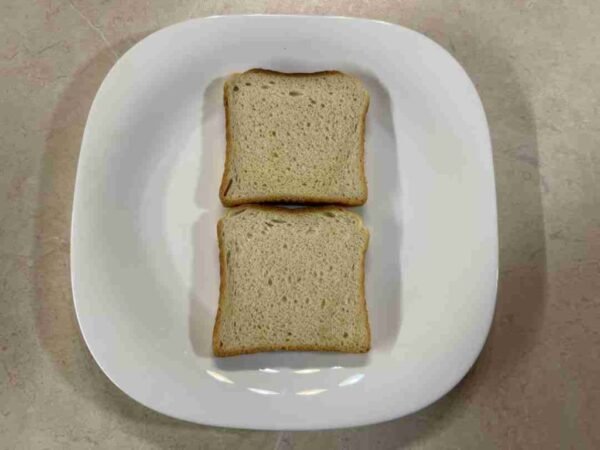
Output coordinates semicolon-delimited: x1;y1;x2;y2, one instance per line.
213;69;371;356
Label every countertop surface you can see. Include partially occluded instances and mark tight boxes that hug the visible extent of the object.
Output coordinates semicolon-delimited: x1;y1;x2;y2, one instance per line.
1;1;599;448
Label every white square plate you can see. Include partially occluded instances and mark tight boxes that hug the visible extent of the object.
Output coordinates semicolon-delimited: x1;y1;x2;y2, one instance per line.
72;15;498;430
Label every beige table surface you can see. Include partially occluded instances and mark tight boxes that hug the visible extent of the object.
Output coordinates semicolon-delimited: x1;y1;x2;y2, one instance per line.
1;1;599;448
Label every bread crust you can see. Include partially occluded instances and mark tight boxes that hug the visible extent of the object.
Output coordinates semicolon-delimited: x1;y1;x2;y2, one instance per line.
212;205;370;357
218;69;369;207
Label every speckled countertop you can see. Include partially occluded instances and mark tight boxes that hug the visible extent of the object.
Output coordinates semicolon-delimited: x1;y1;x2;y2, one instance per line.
1;1;599;448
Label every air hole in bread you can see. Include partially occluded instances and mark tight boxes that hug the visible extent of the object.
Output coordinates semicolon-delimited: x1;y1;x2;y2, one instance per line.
289;90;303;96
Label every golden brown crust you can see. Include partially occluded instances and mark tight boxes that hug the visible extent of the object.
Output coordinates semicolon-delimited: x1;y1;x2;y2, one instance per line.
211;218;226;356
214;343;369;357
218;69;369;207
212;205;371;357
218;76;235;202
360;224;371;351
222;194;366;207
246;68;344;78
359;93;369;205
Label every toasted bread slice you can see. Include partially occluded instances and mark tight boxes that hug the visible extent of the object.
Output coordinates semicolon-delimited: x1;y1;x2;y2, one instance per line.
213;205;370;356
220;69;369;206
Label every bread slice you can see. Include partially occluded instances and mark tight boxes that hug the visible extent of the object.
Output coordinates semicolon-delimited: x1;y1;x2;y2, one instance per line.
220;69;369;207
213;205;370;356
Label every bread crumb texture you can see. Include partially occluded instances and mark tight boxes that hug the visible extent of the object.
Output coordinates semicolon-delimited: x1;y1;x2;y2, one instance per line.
221;70;369;206
213;206;370;356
